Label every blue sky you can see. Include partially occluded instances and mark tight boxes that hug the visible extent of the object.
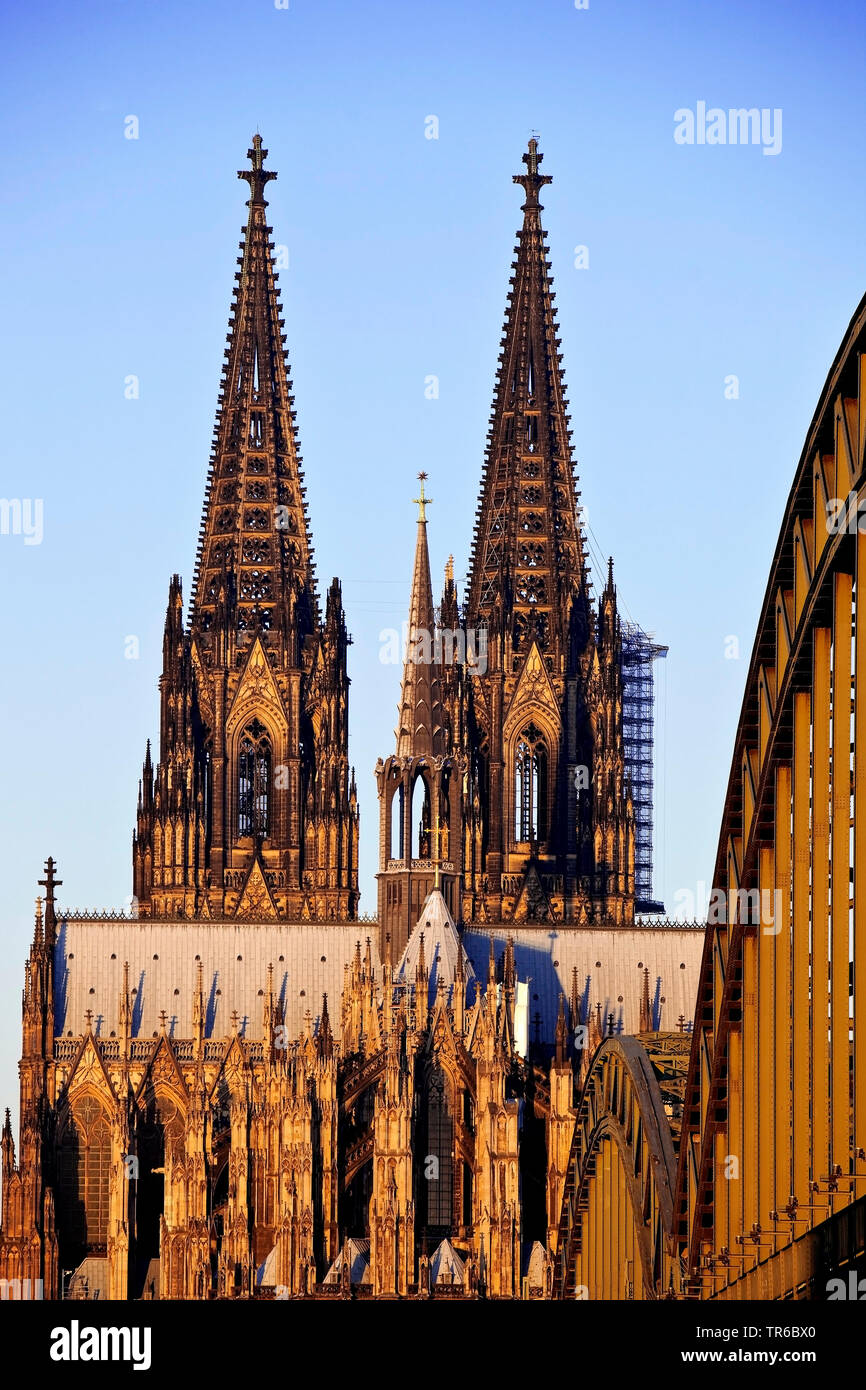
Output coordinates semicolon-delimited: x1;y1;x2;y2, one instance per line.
1;0;865;1115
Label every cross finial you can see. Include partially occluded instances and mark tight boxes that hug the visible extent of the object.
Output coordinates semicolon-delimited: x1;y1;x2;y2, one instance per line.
38;857;62;900
513;137;552;211
413;471;433;522
239;132;277;205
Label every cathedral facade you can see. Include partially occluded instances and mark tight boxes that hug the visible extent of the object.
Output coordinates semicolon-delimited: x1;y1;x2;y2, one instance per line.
0;137;703;1301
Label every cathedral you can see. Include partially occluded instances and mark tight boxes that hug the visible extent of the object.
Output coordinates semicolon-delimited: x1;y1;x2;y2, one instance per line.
0;136;703;1300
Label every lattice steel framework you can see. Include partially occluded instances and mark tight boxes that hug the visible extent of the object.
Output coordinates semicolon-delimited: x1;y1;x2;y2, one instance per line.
554;290;866;1300
621;624;667;914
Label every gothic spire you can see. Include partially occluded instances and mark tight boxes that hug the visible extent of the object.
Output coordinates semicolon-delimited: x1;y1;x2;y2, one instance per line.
395;473;444;758
466;138;589;667
190;133;317;642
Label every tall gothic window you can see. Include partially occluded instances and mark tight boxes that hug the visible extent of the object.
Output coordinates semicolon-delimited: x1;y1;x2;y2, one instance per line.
390;782;405;860
515;725;547;843
57;1097;111;1258
424;1066;454;1232
238;719;271;838
412;774;431;859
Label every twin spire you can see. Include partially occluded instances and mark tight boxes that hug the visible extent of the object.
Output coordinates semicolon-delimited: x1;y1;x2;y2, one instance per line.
395;135;587;738
190;134;316;644
466;137;589;666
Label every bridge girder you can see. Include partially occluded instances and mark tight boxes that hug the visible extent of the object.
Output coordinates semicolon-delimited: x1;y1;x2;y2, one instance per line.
554;290;866;1301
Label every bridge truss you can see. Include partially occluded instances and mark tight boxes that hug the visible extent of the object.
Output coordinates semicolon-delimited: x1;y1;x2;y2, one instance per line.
554;293;866;1300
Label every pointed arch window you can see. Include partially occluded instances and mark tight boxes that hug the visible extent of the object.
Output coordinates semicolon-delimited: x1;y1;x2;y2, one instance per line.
424;1065;454;1232
412;774;432;859
57;1097;111;1258
515;725;547;843
390;782;405;860
238;719;271;838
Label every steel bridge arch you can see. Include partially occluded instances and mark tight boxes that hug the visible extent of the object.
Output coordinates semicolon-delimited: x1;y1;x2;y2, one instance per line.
553;1036;684;1299
671;290;866;1297
553;291;866;1300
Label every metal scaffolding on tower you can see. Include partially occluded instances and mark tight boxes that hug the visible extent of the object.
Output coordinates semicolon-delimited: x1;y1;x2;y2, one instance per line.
621;623;668;914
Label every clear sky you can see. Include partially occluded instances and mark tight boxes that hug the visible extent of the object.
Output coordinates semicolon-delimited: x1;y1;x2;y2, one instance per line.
1;0;865;1118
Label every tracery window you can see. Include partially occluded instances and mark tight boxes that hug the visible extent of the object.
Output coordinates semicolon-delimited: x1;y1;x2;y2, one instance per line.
515;725;547;843
238;718;271;837
57;1096;111;1254
425;1067;454;1230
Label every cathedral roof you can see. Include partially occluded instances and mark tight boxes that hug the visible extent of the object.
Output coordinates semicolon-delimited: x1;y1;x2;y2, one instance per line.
53;918;381;1045
430;1239;466;1286
323;1239;371;1286
462;923;704;1042
395;889;475;1003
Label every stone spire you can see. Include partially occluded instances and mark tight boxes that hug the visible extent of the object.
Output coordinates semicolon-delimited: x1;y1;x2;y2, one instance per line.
190;133;317;644
466;138;589;661
132;136;359;924
395;473;444;758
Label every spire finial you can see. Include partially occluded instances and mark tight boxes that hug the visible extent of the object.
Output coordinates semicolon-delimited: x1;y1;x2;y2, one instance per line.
38;857;62;946
239;132;277;206
413;471;433;523
38;857;62;902
513;137;552;211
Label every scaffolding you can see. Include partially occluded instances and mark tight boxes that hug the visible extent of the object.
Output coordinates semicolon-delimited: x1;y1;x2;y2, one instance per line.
621;623;668;914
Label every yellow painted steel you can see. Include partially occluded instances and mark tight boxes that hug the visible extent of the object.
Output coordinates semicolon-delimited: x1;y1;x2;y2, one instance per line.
774;762;792;1232
792;690;811;1206
554;298;866;1301
856;530;866;1165
832;573;853;1176
813;626;832;1193
757;843;775;1263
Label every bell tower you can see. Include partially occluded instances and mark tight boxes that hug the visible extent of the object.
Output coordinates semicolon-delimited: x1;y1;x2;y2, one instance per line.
133;136;359;922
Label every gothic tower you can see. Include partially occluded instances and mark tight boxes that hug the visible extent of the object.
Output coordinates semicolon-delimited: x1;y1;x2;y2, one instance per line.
376;476;466;955
133;136;359;922
460;140;634;925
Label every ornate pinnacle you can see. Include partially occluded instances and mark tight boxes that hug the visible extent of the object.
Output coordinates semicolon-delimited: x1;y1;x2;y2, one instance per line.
513;137;551;211
413;471;433;523
238;132;277;205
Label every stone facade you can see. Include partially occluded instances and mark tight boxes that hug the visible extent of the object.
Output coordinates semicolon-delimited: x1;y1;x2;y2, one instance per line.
0;136;702;1300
